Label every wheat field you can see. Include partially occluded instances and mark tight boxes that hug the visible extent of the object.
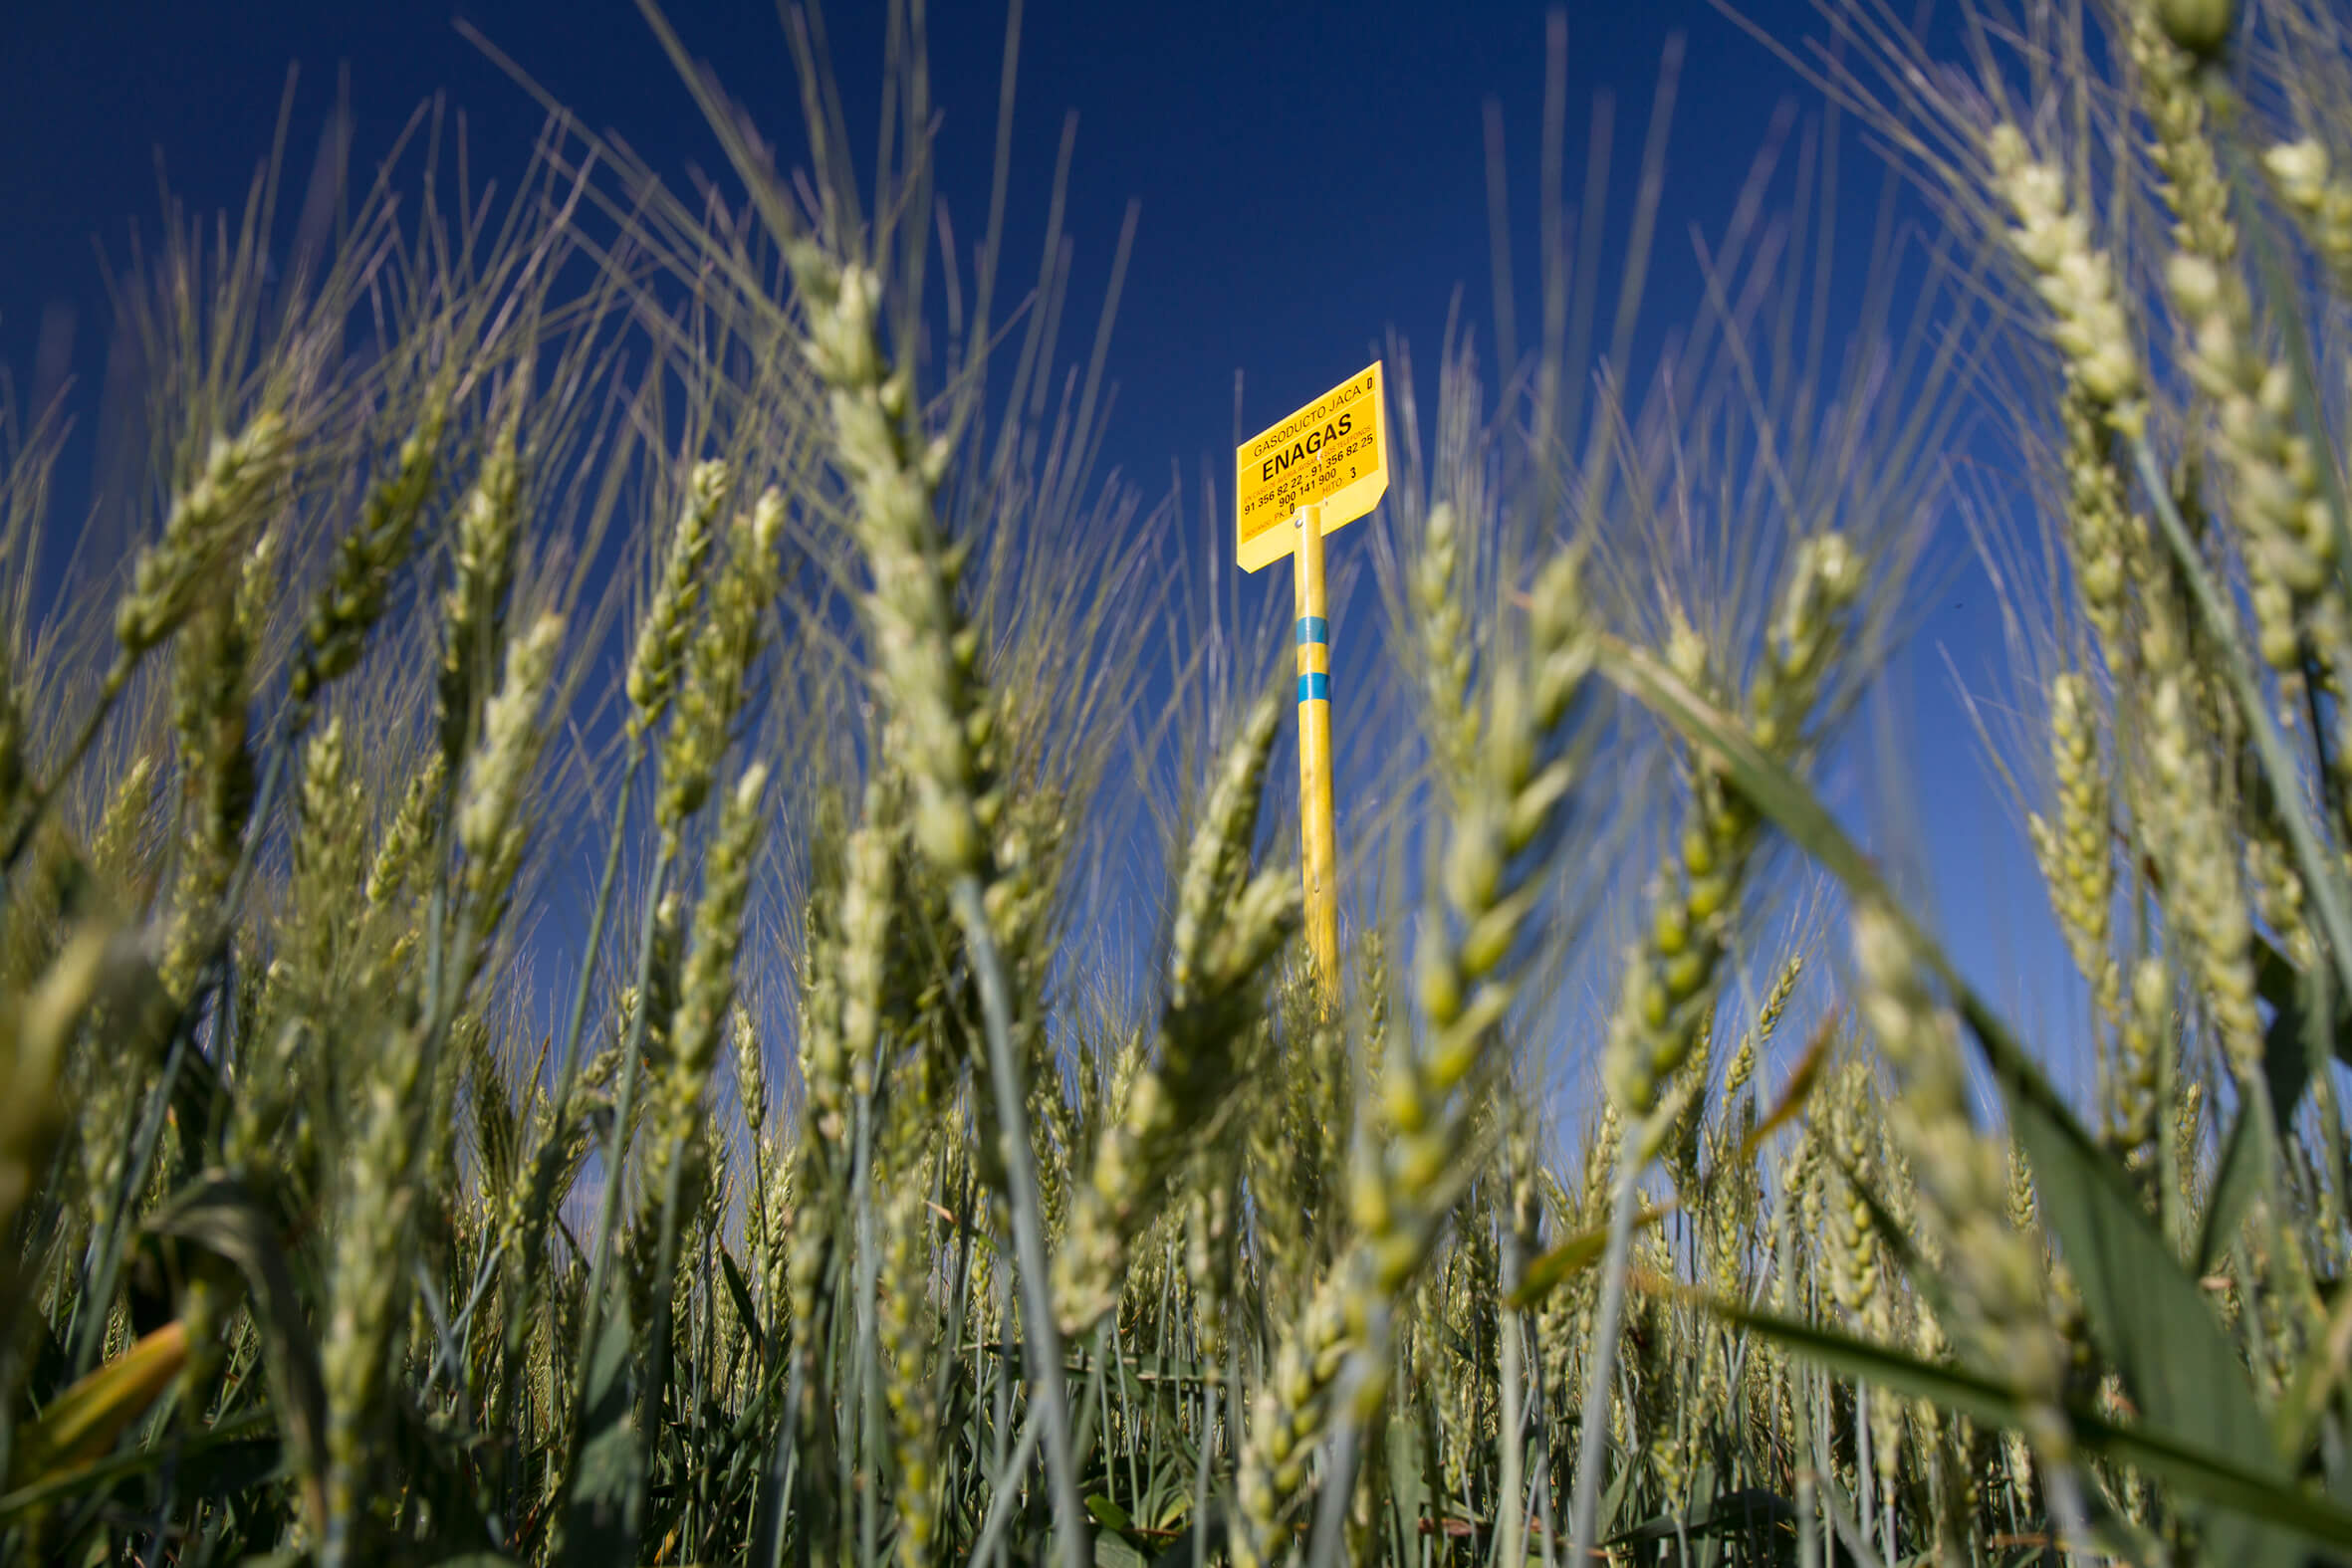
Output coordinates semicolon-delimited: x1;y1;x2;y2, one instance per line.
4;0;2352;1563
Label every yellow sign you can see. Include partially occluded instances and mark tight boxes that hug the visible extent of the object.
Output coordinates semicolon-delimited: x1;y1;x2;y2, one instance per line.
1235;361;1388;572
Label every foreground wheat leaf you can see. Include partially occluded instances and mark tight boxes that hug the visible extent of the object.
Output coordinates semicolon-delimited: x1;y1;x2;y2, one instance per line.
2130;432;2352;1006
2191;938;2340;1282
1660;1283;2352;1551
1970;972;2299;1568
1603;638;2302;1568
0;1410;275;1523
2279;1271;2352;1456
2199;939;2335;1278
2252;933;2345;1080
2200;1099;2284;1277
5;1319;186;1491
563;1284;645;1565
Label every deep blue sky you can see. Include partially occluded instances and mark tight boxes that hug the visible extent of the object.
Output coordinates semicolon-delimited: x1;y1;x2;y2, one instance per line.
6;0;1804;479
0;0;2082;1094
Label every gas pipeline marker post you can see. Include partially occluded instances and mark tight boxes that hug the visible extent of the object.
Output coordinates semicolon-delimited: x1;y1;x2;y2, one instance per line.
1235;360;1388;996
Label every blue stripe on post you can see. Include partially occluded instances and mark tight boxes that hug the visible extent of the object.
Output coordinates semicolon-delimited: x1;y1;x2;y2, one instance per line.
1297;672;1330;702
1295;616;1329;646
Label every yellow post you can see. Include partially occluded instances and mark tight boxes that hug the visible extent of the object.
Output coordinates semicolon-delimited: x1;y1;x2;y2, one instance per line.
1293;503;1341;994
